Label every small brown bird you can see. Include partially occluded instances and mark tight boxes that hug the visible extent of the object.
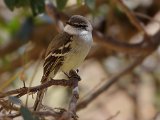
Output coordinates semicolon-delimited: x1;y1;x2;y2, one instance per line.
34;15;93;111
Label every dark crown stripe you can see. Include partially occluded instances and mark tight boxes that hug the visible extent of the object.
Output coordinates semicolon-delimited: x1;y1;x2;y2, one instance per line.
66;21;88;28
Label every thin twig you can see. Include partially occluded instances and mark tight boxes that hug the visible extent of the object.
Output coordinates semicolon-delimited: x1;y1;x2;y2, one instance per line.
0;99;19;111
0;71;81;120
93;31;154;54
134;12;160;24
0;79;75;98
106;111;120;120
117;0;148;37
45;0;66;32
0;113;21;119
0;109;63;119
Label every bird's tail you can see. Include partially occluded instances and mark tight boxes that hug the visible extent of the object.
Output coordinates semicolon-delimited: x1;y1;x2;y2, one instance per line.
33;76;48;111
33;61;58;111
33;89;46;111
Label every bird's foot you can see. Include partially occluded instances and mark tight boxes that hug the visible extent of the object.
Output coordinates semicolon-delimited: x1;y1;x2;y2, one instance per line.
63;69;81;81
69;70;81;81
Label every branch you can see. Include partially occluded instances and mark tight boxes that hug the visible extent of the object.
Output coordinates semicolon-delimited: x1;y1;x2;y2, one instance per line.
0;71;81;120
0;79;75;98
93;31;154;54
0;109;63;119
77;55;146;111
117;0;148;37
134;12;160;24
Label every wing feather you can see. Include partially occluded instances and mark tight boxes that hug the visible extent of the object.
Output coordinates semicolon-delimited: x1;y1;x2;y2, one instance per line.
43;32;73;78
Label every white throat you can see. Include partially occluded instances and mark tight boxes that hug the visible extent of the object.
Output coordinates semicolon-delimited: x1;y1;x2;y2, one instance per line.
64;24;89;35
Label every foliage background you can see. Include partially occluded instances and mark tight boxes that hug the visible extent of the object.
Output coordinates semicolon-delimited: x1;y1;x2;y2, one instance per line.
0;0;160;120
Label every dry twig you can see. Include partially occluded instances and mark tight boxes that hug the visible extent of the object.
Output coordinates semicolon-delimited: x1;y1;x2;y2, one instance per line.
116;0;148;37
0;79;75;98
77;55;146;110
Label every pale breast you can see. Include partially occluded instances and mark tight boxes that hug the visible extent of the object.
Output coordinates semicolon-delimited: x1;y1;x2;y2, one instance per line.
61;32;92;72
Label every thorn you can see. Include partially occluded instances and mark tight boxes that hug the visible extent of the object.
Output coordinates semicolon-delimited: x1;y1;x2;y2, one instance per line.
23;81;26;88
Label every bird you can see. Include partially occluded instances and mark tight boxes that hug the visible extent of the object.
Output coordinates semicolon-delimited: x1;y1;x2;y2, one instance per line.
33;15;93;111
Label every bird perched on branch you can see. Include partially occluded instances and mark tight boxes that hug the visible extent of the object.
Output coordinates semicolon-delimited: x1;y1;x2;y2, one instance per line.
34;15;93;111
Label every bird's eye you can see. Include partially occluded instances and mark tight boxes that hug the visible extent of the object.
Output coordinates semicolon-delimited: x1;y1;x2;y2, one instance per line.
78;24;88;28
66;21;88;29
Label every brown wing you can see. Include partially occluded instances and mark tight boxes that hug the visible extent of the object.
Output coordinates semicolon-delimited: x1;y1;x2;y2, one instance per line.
43;32;73;78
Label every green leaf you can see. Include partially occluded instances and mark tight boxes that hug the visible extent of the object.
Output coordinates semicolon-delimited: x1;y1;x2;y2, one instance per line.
56;0;68;10
30;0;45;15
4;0;30;10
4;0;45;15
85;0;95;10
7;18;20;34
15;0;30;7
4;0;16;11
8;96;22;105
20;106;38;120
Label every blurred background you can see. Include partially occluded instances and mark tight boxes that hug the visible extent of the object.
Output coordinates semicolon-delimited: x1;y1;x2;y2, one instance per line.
0;0;160;120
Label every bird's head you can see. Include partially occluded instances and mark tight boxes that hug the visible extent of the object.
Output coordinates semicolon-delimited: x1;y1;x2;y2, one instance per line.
64;15;92;35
